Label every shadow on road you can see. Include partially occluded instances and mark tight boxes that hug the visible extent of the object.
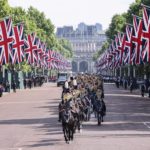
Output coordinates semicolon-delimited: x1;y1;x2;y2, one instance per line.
1;83;150;148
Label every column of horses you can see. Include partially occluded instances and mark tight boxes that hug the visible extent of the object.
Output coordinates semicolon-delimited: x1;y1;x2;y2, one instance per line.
58;74;106;144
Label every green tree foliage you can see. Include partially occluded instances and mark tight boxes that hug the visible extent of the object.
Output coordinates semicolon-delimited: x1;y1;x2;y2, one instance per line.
93;41;109;61
11;7;26;24
106;0;150;42
125;0;141;25
141;0;150;5
0;0;11;18
20;61;32;73
105;14;126;41
0;0;73;73
100;0;150;58
26;6;73;57
27;6;55;44
58;39;73;58
11;7;37;34
0;0;73;60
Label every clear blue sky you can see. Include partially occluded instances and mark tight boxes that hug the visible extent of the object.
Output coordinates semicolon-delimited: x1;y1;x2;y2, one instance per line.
8;0;135;30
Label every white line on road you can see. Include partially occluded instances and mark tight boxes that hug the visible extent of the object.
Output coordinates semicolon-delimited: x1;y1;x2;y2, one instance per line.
143;122;150;129
0;100;52;105
0;148;22;150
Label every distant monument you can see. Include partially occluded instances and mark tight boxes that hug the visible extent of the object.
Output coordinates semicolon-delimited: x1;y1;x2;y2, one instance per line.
56;23;106;73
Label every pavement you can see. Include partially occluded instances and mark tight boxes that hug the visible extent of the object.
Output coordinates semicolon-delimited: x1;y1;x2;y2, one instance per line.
0;83;150;150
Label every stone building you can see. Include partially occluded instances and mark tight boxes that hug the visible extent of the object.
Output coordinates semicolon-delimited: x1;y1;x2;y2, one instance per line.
56;22;106;73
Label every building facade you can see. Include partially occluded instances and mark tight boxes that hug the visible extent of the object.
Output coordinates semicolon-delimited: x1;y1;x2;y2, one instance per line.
56;22;106;73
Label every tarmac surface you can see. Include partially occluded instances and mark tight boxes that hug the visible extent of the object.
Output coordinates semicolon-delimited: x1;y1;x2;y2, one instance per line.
0;83;150;150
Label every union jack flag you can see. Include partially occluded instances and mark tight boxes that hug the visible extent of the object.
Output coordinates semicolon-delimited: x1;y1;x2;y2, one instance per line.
46;50;55;69
131;15;143;65
124;25;133;64
142;5;150;63
47;61;55;69
24;33;38;64
113;34;120;68
40;42;48;68
0;17;13;65
35;38;44;67
118;32;126;65
142;4;150;31
12;23;24;64
46;50;55;63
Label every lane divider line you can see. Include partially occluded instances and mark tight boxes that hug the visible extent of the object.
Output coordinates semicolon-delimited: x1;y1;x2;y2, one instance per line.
143;122;150;129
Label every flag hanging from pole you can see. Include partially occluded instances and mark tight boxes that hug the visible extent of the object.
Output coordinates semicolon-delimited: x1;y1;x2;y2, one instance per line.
141;5;150;63
12;23;24;64
131;15;143;65
24;33;38;65
0;17;13;65
124;25;133;64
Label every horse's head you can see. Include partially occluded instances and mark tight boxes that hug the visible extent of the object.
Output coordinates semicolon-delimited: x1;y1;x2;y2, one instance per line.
62;108;72;123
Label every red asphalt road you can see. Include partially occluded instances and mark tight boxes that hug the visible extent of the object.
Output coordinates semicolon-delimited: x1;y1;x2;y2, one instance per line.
0;83;150;150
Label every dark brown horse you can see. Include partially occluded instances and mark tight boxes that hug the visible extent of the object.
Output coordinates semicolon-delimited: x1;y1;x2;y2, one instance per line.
61;107;75;144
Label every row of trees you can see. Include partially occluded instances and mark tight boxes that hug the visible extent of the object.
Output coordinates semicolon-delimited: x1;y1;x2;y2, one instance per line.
0;0;73;73
94;0;150;78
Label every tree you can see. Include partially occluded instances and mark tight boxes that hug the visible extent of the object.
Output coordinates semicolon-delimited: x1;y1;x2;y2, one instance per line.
106;14;126;41
11;7;26;24
58;39;73;58
0;0;11;18
93;41;109;61
0;1;73;62
125;0;141;25
27;6;55;46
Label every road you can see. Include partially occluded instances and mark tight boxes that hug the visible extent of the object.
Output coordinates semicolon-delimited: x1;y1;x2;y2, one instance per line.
0;83;150;150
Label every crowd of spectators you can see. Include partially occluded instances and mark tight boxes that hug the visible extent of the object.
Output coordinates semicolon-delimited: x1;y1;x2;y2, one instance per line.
0;75;47;97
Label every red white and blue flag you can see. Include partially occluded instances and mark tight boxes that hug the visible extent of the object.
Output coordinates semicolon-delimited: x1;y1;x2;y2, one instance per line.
40;42;48;68
35;38;44;67
0;17;13;65
118;32;126;65
24;33;38;64
131;15;143;65
141;5;150;63
124;25;133;64
12;23;24;64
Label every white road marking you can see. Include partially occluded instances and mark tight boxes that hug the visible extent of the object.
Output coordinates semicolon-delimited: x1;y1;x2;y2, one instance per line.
0;100;54;105
143;122;150;129
0;148;22;150
105;93;147;98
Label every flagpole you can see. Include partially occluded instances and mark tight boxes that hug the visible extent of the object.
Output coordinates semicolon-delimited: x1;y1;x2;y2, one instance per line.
133;66;136;78
14;22;24;26
2;65;5;81
120;66;122;77
128;65;130;77
126;23;133;27
0;15;12;21
43;67;44;76
34;66;37;76
132;14;143;20
141;3;150;9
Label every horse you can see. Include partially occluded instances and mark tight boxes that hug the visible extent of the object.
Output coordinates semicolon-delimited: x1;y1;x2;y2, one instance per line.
61;106;75;144
95;99;106;125
81;96;91;121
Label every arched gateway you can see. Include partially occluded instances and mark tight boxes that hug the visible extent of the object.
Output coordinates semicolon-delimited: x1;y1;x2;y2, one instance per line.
72;61;77;72
79;61;88;73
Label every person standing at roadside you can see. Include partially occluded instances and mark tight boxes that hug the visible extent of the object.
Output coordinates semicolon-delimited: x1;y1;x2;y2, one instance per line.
23;78;27;89
12;81;16;93
141;84;145;97
73;77;77;89
0;83;4;97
